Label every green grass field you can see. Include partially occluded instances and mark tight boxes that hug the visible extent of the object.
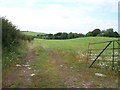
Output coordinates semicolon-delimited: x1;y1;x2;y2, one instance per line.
34;37;118;52
30;37;119;88
3;37;119;88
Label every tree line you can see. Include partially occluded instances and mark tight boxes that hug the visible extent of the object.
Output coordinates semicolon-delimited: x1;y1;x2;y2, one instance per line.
2;17;119;46
36;28;119;40
36;32;85;39
86;28;119;37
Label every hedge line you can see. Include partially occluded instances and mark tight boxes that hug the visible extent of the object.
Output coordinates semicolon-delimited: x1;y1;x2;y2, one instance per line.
2;17;33;50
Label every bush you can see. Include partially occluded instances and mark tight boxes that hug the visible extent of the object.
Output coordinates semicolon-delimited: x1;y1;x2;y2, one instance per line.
2;17;33;50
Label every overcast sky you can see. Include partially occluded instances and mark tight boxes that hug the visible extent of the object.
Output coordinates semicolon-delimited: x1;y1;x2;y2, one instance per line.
0;0;119;34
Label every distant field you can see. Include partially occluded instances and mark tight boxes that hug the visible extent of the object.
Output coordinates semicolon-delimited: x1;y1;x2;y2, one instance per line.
21;31;38;36
34;37;118;53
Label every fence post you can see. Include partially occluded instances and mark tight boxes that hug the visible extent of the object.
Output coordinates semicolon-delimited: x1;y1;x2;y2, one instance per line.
86;43;91;67
112;41;114;70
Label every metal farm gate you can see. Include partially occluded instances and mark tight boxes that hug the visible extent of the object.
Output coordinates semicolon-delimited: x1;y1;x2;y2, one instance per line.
87;39;120;70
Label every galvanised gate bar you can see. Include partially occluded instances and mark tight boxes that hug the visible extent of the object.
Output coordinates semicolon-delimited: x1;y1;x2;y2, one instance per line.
87;39;120;70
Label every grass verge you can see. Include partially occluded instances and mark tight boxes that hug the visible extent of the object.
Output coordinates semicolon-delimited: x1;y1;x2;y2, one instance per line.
2;41;28;74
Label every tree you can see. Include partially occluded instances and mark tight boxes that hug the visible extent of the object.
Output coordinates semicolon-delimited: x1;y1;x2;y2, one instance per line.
103;28;114;37
86;31;93;37
47;34;54;39
54;32;62;39
78;33;85;37
61;32;68;39
73;33;79;38
113;31;119;37
92;29;101;36
68;32;74;39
